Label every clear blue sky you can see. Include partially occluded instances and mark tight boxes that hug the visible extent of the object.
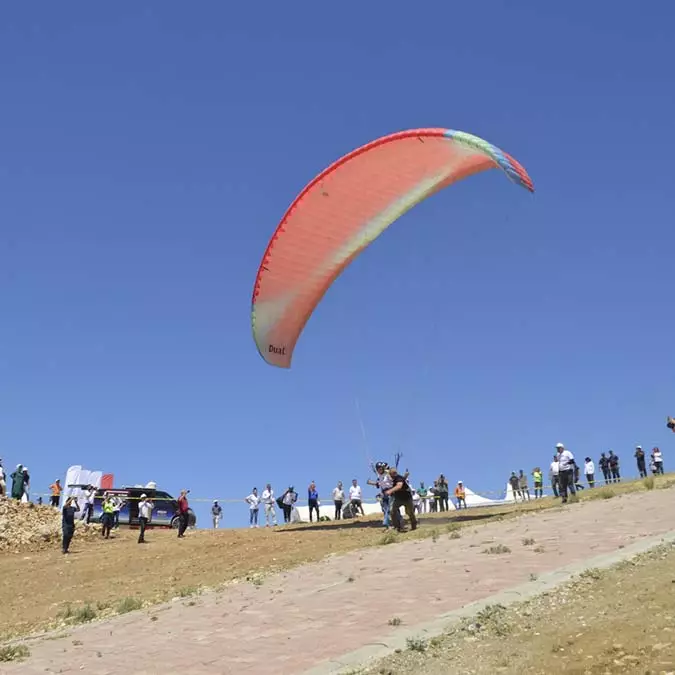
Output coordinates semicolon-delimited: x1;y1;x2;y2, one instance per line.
2;2;673;527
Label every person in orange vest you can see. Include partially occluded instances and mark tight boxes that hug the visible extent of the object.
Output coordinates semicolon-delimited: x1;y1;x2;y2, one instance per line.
49;479;62;508
454;481;466;509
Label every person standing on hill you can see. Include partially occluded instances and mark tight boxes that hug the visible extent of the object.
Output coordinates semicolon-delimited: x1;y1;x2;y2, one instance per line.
518;470;530;500
454;480;466;509
49;479;62;507
211;500;223;528
307;481;320;522
436;474;450;512
261;484;277;527
101;493;115;539
549;456;560;498
331;481;344;520
556;443;576;504
11;464;25;501
62;497;79;554
21;467;30;502
245;489;260;528
608;451;621;482
177;490;190;538
635;445;647;478
281;486;297;523
598;453;610;484
348;479;365;517
0;460;6;497
138;494;153;543
531;467;543;498
584;457;595;488
653;447;664;475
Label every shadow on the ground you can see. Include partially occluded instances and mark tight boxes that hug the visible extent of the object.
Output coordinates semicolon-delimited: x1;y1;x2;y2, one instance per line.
275;510;509;533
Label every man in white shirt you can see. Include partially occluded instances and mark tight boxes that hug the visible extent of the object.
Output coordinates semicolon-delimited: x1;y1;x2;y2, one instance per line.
584;457;595;488
260;483;277;527
556;443;576;503
331;482;345;520
549;455;560;498
138;494;153;544
349;479;365;516
245;489;260;528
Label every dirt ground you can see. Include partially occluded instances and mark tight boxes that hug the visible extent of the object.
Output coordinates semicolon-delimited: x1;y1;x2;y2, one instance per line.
360;541;675;675
0;475;672;644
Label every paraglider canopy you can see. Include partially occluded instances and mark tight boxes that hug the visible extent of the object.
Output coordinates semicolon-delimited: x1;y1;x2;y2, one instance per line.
251;127;534;368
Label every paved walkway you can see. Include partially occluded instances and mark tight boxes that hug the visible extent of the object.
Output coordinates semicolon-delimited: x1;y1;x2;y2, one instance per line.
5;489;674;675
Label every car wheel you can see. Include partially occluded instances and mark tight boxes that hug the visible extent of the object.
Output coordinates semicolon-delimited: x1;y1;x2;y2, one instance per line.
170;516;180;529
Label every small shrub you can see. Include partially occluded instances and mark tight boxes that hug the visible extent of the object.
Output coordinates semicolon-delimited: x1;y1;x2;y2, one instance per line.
643;476;655;491
430;529;439;543
178;586;198;598
73;604;97;624
379;530;398;546
117;597;143;614
533;545;546;554
388;616;402;626
0;644;30;662
58;604;75;620
347;575;355;583
587;487;615;500
449;530;461;540
529;573;538;581
406;637;427;652
522;537;535;546
579;568;603;581
482;544;511;555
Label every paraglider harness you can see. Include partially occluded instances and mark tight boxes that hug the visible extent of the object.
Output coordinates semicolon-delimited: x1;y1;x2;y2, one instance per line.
667;416;675;433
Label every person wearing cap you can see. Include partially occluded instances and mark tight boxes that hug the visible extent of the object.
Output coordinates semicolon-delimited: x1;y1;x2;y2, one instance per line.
21;466;30;503
556;443;576;503
634;445;647;478
212;500;223;528
138;493;154;543
385;467;417;532
0;459;5;497
454;481;466;509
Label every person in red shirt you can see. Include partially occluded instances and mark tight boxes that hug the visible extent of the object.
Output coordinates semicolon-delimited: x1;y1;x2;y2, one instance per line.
177;489;190;538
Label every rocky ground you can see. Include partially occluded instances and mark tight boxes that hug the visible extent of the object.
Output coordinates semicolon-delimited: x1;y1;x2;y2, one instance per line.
359;541;675;674
0;498;99;554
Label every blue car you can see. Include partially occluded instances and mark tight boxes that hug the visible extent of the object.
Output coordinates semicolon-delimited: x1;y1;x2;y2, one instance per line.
88;486;197;529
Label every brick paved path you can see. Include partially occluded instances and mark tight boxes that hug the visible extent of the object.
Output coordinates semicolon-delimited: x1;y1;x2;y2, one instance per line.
5;489;674;675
